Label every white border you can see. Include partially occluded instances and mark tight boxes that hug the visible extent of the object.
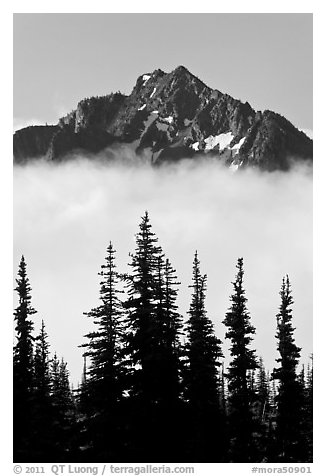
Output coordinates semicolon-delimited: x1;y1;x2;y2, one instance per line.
2;3;323;474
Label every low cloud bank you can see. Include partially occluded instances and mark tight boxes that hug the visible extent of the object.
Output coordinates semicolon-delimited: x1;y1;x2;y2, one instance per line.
13;156;312;385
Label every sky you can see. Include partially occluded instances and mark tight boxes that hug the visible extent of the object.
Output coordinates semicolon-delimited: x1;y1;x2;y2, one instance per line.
12;12;313;387
13;13;312;134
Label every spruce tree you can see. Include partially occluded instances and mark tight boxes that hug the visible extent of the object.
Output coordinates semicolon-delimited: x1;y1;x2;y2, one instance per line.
31;320;53;460
13;255;36;461
124;212;182;461
81;242;126;460
184;251;224;461
82;243;125;407
152;256;184;461
154;256;183;404
34;320;51;396
124;212;165;405
184;251;223;406
222;257;258;462
272;276;307;462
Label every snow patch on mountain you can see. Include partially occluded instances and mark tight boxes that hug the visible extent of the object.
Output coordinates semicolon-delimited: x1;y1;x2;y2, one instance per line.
150;88;157;98
191;142;200;151
142;74;151;85
204;132;234;151
161;116;173;124
231;137;246;155
140;113;158;139
138;104;146;111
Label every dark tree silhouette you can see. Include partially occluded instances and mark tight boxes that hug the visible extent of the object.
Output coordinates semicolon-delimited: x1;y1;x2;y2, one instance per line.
152;256;184;461
183;251;224;461
81;242;126;460
30;320;54;460
184;251;223;406
123;212;183;461
34;320;51;398
154;256;183;405
13;255;36;461
272;276;308;462
82;243;125;399
124;212;165;406
223;257;258;462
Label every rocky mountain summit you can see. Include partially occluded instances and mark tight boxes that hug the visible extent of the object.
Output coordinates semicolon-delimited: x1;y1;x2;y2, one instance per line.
13;66;313;170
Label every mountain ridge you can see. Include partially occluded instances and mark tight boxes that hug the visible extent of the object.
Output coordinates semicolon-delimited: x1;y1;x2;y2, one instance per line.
13;65;313;170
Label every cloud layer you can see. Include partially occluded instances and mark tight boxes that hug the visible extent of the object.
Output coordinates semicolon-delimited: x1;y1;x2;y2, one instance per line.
13;156;312;385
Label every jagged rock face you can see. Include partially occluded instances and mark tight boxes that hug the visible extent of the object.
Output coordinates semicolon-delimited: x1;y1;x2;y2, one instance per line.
13;66;313;170
60;92;126;133
14;125;59;163
237;111;313;170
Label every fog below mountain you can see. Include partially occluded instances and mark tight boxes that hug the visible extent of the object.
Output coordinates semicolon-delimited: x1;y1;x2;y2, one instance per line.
13;156;312;386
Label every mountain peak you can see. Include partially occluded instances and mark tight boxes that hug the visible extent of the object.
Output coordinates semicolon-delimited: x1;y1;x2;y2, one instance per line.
13;66;312;170
172;65;190;74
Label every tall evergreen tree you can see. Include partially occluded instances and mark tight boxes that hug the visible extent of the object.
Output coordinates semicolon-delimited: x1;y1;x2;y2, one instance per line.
82;243;125;406
153;256;184;462
34;320;51;398
31;320;53;460
81;242;126;460
183;251;224;461
272;276;307;462
154;256;183;404
124;212;183;461
222;257;258;462
184;251;223;406
124;212;165;405
13;255;36;461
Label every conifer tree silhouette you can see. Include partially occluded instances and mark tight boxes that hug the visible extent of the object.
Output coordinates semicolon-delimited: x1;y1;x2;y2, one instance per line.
223;257;258;462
